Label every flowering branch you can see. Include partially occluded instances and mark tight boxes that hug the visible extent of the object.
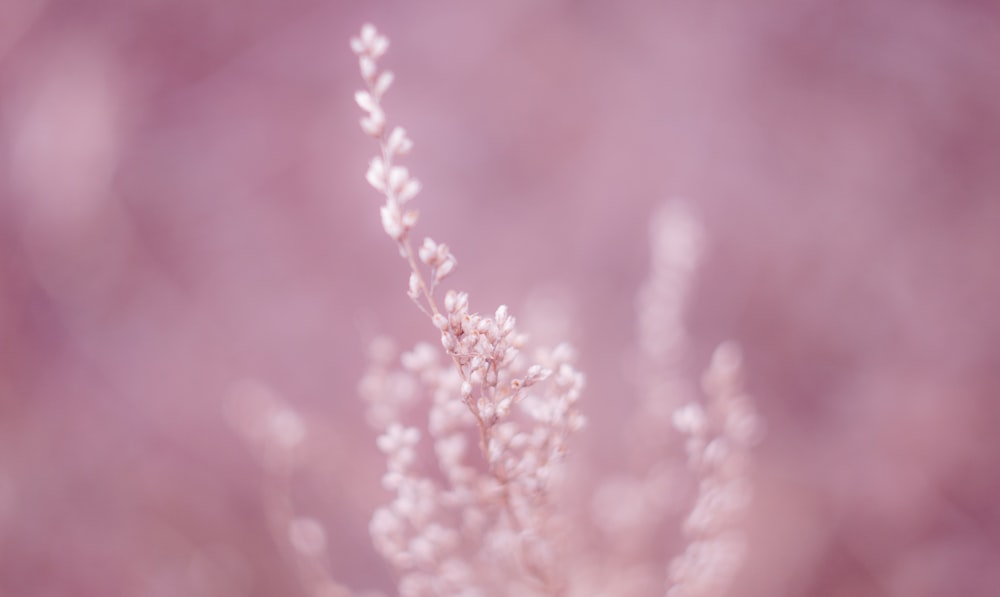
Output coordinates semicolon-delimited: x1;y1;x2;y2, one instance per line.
352;24;585;596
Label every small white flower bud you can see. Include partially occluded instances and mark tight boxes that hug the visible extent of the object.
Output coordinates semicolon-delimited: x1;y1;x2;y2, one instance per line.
350;36;365;55
374;71;394;97
434;257;455;282
501;315;515;335
360;108;385;137
359;56;376;80
370;35;389;58
365;158;386;191
419;238;437;264
360;24;377;46
387;127;410;155
526;365;549;382
355;90;376;112
380;202;403;240
389;166;409;192
459;333;475;351
461;315;475;335
673;403;706;435
502;346;518;366
477;398;494;420
441;332;456;352
398;179;421;203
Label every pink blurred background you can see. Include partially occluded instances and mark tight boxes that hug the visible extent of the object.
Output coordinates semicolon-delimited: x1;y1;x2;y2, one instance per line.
2;1;999;595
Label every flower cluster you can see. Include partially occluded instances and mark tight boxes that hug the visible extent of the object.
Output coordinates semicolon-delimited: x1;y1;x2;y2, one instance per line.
358;333;584;595
352;24;586;596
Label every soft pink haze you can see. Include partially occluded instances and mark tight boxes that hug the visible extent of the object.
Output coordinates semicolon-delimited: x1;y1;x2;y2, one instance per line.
1;1;998;596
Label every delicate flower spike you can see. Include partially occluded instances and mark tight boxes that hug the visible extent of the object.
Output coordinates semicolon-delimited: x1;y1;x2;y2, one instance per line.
354;25;589;595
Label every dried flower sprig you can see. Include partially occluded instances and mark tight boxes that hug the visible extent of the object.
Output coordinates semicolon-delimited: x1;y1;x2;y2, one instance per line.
352;24;585;596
